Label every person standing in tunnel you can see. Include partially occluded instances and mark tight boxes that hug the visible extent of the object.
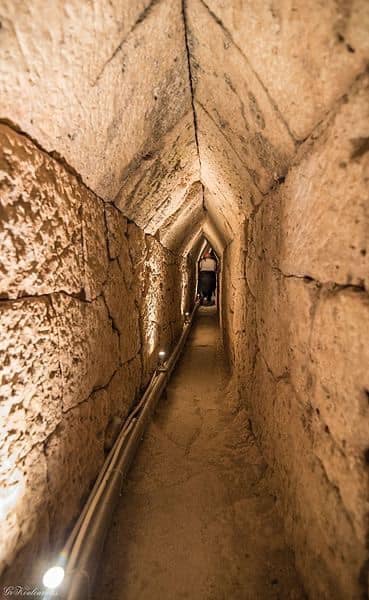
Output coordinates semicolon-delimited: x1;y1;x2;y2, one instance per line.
198;250;217;305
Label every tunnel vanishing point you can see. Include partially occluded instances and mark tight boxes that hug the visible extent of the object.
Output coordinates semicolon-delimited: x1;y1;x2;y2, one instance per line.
0;1;369;598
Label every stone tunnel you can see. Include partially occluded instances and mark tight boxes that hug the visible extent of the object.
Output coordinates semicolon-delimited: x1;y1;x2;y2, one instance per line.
0;1;369;598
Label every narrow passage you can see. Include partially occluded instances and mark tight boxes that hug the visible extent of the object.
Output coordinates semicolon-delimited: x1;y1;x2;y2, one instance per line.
94;308;304;599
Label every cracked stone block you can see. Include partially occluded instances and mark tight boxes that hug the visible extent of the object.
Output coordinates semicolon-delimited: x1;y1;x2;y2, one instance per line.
0;124;83;298
0;298;62;468
105;204;128;260
310;289;369;447
105;204;134;289
82;193;109;300
207;0;368;139
51;293;120;411
280;76;369;288
0;0;191;201
187;0;295;194
115;114;199;238
45;389;110;547
103;260;141;363
106;356;142;421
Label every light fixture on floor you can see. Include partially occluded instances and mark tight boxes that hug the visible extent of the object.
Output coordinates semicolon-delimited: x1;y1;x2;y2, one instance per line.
42;565;65;590
158;350;167;371
184;311;190;324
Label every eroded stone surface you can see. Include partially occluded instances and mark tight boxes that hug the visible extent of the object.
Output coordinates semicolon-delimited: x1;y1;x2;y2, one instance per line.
204;0;368;139
51;293;120;411
1;1;368;598
0;298;61;467
0;125;83;298
45;388;110;547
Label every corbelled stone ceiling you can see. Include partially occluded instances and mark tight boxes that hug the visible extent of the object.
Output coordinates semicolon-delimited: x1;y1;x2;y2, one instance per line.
1;0;367;252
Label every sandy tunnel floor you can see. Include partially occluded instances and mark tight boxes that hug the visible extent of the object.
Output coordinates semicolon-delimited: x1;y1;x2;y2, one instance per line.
93;307;305;600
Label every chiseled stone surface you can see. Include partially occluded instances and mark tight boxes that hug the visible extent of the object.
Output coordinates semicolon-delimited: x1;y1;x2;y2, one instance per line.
45;388;110;547
280;75;369;289
0;125;83;299
1;1;368;598
103;259;141;364
51;293;120;412
234;76;369;599
82;193;109;300
0;298;61;468
187;0;296;194
0;445;50;582
205;0;368;139
0;0;189;200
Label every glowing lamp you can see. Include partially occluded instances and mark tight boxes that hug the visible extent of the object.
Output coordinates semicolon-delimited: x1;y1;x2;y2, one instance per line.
42;566;65;590
158;350;166;369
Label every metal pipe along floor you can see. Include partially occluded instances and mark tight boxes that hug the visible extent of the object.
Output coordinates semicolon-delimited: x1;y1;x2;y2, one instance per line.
93;307;305;600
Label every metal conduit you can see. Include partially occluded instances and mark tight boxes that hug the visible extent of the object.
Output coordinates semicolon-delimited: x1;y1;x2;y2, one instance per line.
55;303;198;600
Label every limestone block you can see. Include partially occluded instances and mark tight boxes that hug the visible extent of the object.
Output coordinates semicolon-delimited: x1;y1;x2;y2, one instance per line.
207;0;368;139
284;277;320;398
0;125;83;298
253;261;290;378
0;445;49;580
310;289;369;446
127;221;147;302
0;298;61;468
105;203;128;259
187;0;295;194
45;389;109;546
280;77;369;288
159;181;204;253
197;103;256;231
115;114;199;237
51;293;120;411
105;204;134;289
106;356;142;421
0;0;192;200
311;413;369;543
103;260;141;363
250;357;366;599
82;194;109;300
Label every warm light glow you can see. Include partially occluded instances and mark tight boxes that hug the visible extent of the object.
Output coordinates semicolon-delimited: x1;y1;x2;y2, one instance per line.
42;566;65;589
159;350;166;358
0;467;24;520
146;254;161;356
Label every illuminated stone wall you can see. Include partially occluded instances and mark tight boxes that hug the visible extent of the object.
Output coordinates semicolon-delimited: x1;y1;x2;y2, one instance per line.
1;0;369;597
0;124;186;584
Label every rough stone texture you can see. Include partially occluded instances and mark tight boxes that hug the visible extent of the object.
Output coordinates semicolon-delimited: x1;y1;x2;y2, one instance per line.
237;75;369;599
45;388;110;548
0;0;204;248
1;0;369;597
52;293;120;411
279;75;369;289
0;298;61;472
0;129;187;585
188;0;296;193
103;259;141;364
203;0;369;140
0;0;190;197
0;125;83;299
0;445;50;583
115;113;200;238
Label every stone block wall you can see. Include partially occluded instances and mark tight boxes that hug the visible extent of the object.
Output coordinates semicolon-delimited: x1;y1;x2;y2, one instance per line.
0;123;186;585
225;74;369;599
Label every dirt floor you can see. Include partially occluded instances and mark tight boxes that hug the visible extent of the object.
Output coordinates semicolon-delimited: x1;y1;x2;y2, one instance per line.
93;307;305;599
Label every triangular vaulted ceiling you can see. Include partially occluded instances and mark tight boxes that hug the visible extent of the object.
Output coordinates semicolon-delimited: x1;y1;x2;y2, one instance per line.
1;0;367;252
